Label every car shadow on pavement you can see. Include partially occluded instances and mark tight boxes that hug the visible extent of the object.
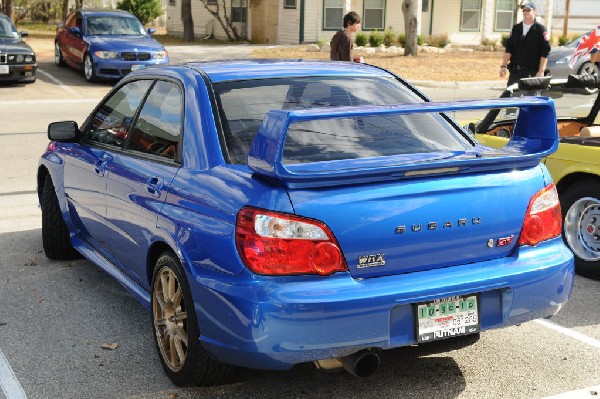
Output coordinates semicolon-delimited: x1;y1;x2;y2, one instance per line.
0;228;470;398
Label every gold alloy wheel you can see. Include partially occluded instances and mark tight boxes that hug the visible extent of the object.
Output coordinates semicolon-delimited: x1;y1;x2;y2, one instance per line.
153;266;189;372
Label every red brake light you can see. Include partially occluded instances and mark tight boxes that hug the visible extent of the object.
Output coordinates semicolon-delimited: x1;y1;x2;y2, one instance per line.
518;183;562;246
235;206;348;276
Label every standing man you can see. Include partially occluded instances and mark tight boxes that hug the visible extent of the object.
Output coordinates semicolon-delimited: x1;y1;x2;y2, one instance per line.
330;11;361;62
499;2;551;86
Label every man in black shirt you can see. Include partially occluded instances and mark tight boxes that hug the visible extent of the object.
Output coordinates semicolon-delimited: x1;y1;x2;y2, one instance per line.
500;2;551;86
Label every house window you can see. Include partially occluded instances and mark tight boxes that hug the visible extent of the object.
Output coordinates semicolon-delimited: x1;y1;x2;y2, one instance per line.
231;0;247;23
207;0;217;4
422;0;429;12
168;0;175;5
363;0;385;30
284;0;297;9
323;0;343;30
495;0;514;31
460;0;481;31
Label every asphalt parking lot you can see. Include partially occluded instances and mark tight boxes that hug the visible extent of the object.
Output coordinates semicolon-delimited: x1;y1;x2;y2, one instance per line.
0;37;599;399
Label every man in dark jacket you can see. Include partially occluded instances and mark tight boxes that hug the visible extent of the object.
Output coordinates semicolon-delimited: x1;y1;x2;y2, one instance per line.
330;12;361;62
499;1;551;86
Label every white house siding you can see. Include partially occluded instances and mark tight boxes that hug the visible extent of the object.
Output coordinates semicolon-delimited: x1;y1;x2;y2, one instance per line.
303;0;323;42
278;3;301;43
166;1;183;34
431;0;461;37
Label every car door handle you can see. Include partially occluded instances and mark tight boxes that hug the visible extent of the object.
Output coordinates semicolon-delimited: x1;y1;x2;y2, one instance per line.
146;176;164;197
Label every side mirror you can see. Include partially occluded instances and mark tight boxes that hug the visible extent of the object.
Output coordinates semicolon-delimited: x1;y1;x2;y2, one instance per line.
147;27;156;35
68;26;81;36
48;121;80;142
20;30;29;38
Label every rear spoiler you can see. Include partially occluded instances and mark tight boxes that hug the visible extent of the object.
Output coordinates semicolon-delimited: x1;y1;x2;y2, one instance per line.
248;97;558;188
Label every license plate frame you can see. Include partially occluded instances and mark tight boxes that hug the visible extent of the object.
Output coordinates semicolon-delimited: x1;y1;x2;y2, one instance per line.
415;294;480;343
0;65;9;75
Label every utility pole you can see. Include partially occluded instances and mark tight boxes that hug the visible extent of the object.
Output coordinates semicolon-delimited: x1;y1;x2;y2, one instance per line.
562;0;570;37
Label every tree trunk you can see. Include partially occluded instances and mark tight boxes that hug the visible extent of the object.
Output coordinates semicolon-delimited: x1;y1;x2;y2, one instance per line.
182;0;194;42
75;0;83;10
62;0;69;20
402;0;418;56
4;0;13;21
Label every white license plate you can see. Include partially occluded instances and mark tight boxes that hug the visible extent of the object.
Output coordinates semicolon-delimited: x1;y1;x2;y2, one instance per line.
0;65;8;75
415;294;479;343
130;64;145;71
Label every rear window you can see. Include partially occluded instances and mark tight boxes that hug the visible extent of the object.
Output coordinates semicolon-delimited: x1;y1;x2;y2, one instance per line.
214;77;472;164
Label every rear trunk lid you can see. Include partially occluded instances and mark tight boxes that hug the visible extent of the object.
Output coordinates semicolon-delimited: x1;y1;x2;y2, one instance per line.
247;97;558;278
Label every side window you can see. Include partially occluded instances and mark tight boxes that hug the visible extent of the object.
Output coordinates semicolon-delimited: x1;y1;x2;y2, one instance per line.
87;80;152;147
125;80;183;161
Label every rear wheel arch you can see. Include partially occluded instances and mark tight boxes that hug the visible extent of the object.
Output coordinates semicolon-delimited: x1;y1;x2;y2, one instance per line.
555;172;600;197
147;241;175;286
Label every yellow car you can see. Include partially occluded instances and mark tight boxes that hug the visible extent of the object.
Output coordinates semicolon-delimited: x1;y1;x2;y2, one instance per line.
474;75;600;278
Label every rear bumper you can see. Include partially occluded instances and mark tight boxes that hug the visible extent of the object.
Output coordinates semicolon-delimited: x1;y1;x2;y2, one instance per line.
190;238;574;370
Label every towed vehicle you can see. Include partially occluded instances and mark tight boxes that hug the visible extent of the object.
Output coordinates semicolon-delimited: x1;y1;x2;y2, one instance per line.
38;60;573;386
474;74;600;278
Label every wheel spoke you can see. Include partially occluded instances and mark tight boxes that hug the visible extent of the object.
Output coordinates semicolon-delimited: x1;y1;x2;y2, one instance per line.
172;287;183;308
174;335;186;365
175;324;188;346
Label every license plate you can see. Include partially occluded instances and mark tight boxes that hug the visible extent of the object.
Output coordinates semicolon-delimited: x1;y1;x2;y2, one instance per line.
0;65;8;75
415;294;479;343
130;64;145;71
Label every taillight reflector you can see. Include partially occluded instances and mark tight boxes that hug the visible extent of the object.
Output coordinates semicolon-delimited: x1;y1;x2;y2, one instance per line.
518;183;562;246
235;206;348;276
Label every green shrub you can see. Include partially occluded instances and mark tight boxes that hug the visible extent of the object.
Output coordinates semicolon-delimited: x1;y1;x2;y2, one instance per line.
383;30;397;47
397;33;424;47
369;30;384;47
427;34;449;48
501;33;510;48
558;33;580;46
355;32;368;47
316;38;328;47
117;0;162;25
397;33;406;47
480;37;497;46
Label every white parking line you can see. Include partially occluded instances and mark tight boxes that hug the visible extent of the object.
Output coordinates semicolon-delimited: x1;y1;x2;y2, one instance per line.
0;349;26;399
535;319;600;349
36;69;80;96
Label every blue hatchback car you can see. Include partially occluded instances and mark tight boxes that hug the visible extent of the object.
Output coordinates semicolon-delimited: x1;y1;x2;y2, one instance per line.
54;9;168;82
39;60;574;386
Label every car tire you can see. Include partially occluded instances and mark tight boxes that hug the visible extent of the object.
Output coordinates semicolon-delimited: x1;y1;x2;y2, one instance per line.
41;175;81;260
561;180;600;279
151;252;235;386
55;41;65;66
83;54;98;82
577;62;599;95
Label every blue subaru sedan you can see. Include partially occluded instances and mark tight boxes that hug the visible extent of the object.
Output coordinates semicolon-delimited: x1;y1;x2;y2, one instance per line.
54;9;168;82
38;60;574;386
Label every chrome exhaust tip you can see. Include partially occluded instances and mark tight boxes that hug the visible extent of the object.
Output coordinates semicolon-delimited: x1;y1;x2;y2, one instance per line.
315;350;380;378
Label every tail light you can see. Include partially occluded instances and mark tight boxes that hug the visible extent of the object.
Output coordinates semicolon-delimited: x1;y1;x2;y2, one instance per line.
235;206;348;276
518;183;562;246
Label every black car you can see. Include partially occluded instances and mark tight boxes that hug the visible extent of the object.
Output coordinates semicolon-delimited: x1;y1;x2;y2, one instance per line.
0;13;36;83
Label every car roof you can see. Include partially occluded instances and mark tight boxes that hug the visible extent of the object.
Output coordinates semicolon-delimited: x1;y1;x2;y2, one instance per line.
78;9;135;17
183;59;394;83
